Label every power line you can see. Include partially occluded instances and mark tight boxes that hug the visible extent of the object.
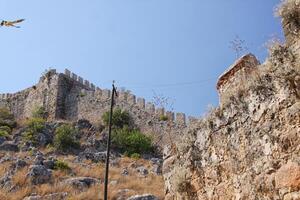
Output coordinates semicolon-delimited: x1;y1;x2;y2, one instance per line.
117;77;217;90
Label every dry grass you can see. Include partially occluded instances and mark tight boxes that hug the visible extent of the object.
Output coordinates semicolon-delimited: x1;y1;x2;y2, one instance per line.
0;156;164;200
0;162;12;177
12;167;29;186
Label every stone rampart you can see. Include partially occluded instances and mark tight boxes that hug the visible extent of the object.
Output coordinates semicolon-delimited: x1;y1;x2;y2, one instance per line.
0;69;197;146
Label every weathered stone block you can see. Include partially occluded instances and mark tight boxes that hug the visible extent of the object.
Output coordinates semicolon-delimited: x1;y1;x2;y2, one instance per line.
95;87;102;97
84;80;90;88
80;89;86;96
64;69;71;77
49;69;56;74
176;113;186;125
127;94;136;105
102;89;111;99
78;77;83;84
146;103;155;113
188;116;198;124
156;108;165;116
71;73;77;81
90;83;95;90
118;91;127;101
137;98;145;109
166;111;174;121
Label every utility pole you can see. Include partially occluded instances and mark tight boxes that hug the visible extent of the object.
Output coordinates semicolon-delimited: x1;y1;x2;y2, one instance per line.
103;81;117;200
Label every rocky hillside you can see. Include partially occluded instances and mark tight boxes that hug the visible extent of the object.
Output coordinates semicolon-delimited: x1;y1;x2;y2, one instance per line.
0;108;164;199
163;1;300;199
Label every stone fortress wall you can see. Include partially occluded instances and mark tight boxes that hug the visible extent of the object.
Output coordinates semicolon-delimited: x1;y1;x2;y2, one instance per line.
0;68;198;145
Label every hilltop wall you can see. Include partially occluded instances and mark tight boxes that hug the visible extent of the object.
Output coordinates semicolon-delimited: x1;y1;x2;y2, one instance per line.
0;69;60;120
0;69;196;146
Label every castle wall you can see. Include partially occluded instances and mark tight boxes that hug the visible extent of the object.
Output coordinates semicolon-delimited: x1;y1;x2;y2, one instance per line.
0;70;60;120
75;85;189;146
0;69;194;146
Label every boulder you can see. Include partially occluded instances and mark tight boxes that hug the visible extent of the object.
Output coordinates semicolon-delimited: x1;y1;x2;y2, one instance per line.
151;164;162;175
63;177;98;189
136;166;148;177
0;137;6;145
27;165;52;185
43;160;55;170
93;152;106;162
127;194;159;200
0;141;19;152
23;192;68;200
122;168;129;176
14;159;27;169
33;155;45;165
275;161;300;189
75;119;92;129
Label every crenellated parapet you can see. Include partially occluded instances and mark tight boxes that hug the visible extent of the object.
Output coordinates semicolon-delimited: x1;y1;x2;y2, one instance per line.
1;68;194;138
0;92;26;100
77;85;190;126
63;69;97;91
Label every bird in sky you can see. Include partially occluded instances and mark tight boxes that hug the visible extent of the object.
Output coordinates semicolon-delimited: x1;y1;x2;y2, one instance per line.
0;19;25;28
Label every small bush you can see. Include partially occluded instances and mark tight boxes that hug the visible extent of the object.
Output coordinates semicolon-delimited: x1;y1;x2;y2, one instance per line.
130;153;141;159
23;118;45;143
102;108;131;129
0;108;16;128
54;124;80;151
0;126;11;133
31;106;48;119
112;127;152;155
0;126;11;137
54;160;71;171
159;115;168;121
0;130;9;137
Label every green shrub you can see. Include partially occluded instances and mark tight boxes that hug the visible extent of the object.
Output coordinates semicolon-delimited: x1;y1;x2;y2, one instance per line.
0;108;16;128
79;92;86;97
159;115;168;121
0;126;11;133
0;130;9;137
0;126;11;137
54;124;79;151
130;153;141;159
54;160;71;171
23;118;46;143
112;127;152;155
32;106;48;119
102;108;130;129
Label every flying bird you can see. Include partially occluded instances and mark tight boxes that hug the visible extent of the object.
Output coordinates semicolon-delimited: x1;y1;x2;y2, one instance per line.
0;19;25;28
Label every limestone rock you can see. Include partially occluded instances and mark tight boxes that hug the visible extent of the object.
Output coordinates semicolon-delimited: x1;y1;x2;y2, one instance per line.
27;165;52;185
23;192;68;200
127;194;158;200
0;141;19;152
275;161;300;189
63;177;98;189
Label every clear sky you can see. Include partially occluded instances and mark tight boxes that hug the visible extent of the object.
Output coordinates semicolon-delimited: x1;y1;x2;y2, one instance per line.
0;0;283;117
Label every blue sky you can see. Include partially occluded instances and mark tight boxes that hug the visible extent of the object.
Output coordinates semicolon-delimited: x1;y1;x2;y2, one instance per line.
0;0;283;117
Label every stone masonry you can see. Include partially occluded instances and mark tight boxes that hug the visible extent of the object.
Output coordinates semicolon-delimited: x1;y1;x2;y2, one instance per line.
0;69;192;147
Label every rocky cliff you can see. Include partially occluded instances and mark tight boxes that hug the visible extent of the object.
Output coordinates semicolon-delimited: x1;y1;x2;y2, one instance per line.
163;1;300;199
